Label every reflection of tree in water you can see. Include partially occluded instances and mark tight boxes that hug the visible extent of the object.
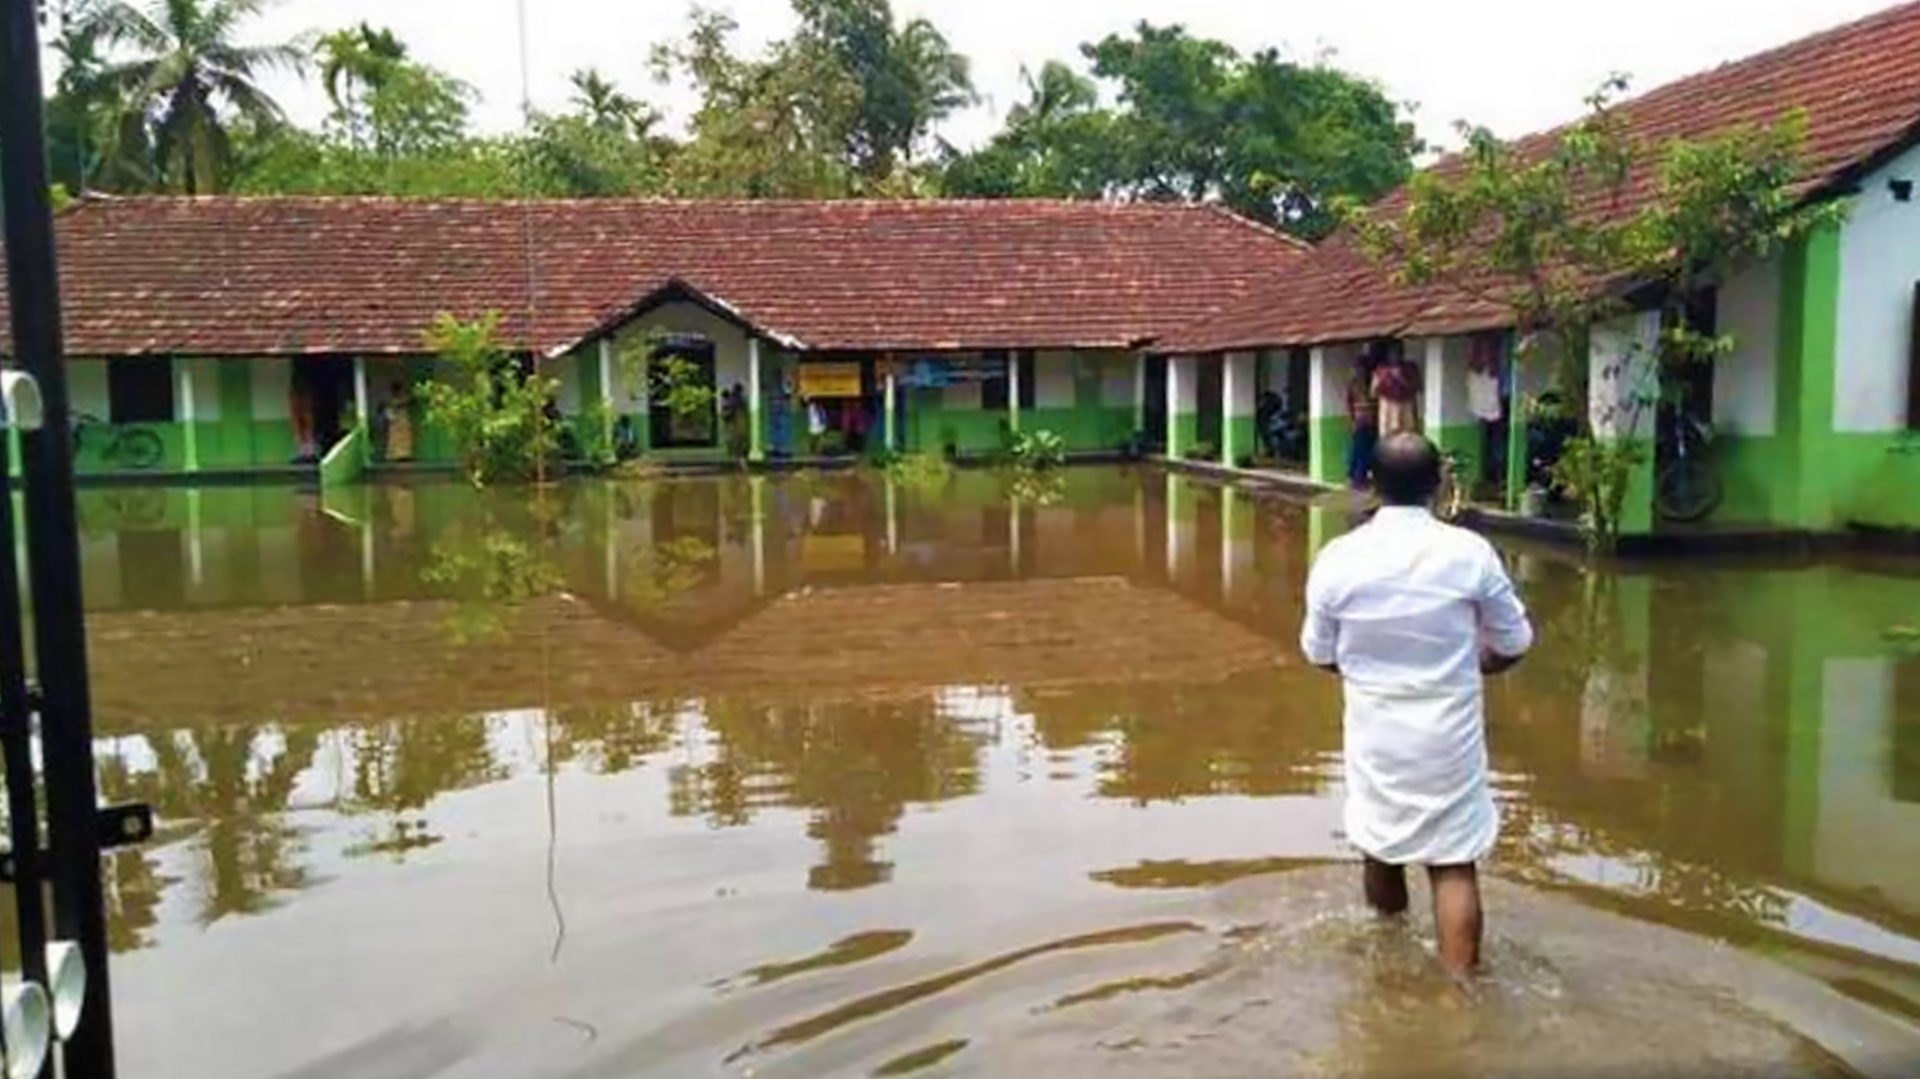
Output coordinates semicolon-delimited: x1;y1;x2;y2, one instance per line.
621;536;718;612
344;716;507;860
669;696;988;891
548;702;677;774
1025;672;1339;804
96;726;322;926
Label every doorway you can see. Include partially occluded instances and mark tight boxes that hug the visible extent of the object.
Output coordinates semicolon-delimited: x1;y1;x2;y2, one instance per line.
1143;355;1168;451
649;336;719;449
291;357;356;462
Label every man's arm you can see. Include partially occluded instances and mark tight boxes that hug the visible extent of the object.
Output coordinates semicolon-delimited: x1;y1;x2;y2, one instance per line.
1301;559;1341;675
1475;545;1533;677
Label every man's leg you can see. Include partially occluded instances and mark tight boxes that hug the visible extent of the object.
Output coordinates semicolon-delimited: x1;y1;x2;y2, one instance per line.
1362;855;1409;916
1427;863;1483;976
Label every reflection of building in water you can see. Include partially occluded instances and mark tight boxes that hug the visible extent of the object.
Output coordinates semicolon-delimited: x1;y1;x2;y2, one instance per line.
78;470;1308;918
1507;560;1920;939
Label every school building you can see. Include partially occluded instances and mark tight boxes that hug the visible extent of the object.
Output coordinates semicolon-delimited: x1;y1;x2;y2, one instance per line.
4;0;1920;540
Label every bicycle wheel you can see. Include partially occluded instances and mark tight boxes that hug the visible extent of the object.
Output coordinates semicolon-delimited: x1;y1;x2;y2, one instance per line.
117;428;166;471
1656;458;1722;523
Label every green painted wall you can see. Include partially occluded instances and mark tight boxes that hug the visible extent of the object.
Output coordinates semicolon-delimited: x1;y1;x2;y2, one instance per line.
1832;433;1920;531
1168;413;1198;459
1712;434;1792;526
1774;222;1842;531
1309;416;1349;486
1223;417;1255;466
1429;421;1481;487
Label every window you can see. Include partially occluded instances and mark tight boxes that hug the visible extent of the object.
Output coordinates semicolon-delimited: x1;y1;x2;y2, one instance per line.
107;358;174;423
979;350;1035;412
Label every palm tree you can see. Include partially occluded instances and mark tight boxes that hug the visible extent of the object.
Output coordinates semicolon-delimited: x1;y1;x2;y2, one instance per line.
87;0;306;194
568;68;644;134
317;22;407;149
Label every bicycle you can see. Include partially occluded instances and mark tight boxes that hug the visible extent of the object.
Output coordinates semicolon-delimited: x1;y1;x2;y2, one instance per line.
1655;408;1722;523
72;413;165;471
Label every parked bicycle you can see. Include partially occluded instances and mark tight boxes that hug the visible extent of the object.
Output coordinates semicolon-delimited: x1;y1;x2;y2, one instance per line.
1655;406;1722;523
71;413;165;471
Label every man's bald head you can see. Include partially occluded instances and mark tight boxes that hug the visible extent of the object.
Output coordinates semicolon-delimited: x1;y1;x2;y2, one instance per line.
1375;432;1442;506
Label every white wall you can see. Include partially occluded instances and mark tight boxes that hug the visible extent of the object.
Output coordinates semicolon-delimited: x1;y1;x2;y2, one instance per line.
611;301;753;403
1421;337;1474;430
1835;141;1920;433
1309;343;1361;419
1588;310;1662;440
1224;352;1256;419
69;360;110;419
1033;351;1077;409
182;358;223;421
554;355;584;414
251;358;291;421
1714;255;1780;436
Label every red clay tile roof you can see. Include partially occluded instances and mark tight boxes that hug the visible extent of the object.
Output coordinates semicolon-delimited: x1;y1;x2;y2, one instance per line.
0;197;1306;358
1165;0;1920;353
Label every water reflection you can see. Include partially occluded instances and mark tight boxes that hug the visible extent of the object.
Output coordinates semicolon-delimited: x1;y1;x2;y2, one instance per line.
51;469;1920;1076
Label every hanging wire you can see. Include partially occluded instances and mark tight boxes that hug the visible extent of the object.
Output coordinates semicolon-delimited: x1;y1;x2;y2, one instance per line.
512;0;568;968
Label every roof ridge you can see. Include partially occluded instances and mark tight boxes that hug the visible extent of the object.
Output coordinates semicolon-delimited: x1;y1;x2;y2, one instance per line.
71;193;1245;213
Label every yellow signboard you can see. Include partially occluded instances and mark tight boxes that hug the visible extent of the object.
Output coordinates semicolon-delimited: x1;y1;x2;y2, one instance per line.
798;362;863;399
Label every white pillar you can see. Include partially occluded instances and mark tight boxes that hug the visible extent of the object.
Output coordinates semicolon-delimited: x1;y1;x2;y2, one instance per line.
1008;351;1023;434
1166;355;1196;458
597;337;617;454
885;473;899;556
883;365;898;453
1307;345;1353;485
1422;337;1475;436
352;357;370;431
747;337;764;462
176;360;199;472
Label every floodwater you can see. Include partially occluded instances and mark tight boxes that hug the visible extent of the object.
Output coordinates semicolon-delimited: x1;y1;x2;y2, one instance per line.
44;467;1920;1077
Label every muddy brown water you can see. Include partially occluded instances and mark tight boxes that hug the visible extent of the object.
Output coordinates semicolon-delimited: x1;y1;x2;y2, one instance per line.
42;467;1920;1077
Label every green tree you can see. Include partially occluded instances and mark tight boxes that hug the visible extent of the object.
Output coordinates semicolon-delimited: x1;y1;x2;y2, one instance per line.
790;0;974;183
416;312;565;487
45;0;154;192
945;24;1415;238
315;22;409;150
84;0;306;194
1345;81;1841;549
652;6;862;197
939;61;1111;199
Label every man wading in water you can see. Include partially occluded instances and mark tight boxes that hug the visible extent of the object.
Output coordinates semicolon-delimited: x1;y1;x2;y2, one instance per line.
1300;433;1534;975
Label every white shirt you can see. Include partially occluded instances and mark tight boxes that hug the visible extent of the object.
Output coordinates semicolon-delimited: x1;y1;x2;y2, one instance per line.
1467;368;1505;422
1300;506;1533;864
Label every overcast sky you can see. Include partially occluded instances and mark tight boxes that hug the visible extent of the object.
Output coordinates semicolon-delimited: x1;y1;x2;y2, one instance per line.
240;0;1899;151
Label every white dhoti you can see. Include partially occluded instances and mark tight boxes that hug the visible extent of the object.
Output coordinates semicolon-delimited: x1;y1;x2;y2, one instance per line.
1341;679;1498;866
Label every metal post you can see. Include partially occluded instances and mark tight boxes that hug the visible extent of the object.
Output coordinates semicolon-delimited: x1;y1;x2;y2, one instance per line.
0;0;118;1072
0;444;49;994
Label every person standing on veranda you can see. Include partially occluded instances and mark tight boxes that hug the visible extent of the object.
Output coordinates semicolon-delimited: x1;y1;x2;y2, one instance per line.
1300;433;1534;976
